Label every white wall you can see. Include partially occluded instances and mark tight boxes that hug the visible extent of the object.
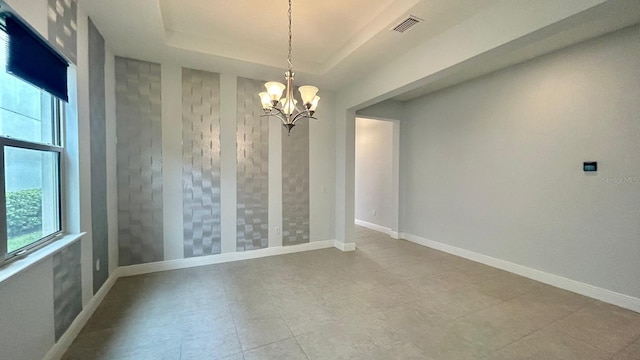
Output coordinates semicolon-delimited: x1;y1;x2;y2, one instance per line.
105;48;118;274
401;25;640;299
333;0;610;246
4;0;47;35
75;5;94;307
355;118;394;229
0;259;55;360
356;100;404;121
160;63;185;260
310;92;337;243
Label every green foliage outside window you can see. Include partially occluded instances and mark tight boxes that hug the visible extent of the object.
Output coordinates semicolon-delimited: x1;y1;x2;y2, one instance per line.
6;188;42;237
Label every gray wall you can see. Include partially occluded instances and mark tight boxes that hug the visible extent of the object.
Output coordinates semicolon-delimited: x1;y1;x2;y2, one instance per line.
355;118;394;229
401;25;640;299
52;241;82;341
282;119;310;246
88;18;108;293
115;57;164;265
182;68;222;257
236;77;269;251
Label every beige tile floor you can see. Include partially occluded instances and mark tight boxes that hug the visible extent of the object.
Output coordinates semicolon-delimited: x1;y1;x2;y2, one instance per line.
63;226;640;359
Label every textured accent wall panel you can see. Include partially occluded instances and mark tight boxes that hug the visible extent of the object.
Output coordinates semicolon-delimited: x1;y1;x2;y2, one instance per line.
53;241;82;341
88;19;108;293
115;57;164;265
236;77;269;251
182;68;221;257
282;120;310;245
47;0;77;63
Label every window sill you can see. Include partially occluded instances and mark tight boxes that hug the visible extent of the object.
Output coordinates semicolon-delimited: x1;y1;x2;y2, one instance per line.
0;232;85;287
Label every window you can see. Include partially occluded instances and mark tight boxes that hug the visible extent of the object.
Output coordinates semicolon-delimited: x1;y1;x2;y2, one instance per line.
0;14;67;263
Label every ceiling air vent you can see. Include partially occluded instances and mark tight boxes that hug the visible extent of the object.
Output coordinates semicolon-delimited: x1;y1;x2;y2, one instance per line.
391;15;423;33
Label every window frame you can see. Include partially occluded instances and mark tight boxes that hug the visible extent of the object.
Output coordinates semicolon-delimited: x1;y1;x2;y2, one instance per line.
0;92;65;264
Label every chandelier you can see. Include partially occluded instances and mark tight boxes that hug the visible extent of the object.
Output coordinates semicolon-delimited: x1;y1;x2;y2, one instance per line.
258;0;319;134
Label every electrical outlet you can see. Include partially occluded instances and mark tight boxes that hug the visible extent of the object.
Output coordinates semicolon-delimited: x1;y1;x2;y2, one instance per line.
96;259;100;272
372;210;377;216
275;227;281;235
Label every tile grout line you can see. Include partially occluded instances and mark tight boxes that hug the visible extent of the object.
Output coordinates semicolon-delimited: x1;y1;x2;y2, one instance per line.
536;304;638;356
260;268;299;354
478;297;593;359
293;336;311;360
228;265;297;354
240;336;304;356
220;267;245;359
612;335;640;358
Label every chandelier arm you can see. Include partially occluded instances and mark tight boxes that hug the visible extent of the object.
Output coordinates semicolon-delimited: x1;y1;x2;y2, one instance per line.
291;112;305;124
263;107;290;125
266;113;288;125
291;111;315;124
272;106;288;121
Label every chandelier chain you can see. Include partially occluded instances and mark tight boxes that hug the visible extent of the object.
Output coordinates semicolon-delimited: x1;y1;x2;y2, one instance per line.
287;0;293;71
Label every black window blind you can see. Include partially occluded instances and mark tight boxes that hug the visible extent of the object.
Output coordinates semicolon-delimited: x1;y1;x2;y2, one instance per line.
5;16;68;102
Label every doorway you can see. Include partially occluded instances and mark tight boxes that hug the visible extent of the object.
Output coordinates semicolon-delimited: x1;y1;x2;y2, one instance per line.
354;117;400;239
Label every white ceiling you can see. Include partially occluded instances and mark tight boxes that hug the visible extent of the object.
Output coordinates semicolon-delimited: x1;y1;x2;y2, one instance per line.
390;0;640;102
78;0;497;90
78;0;640;100
160;0;396;66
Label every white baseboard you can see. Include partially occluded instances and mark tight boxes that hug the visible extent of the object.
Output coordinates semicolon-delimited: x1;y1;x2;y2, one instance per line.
43;268;121;360
354;219;399;239
119;240;339;277
334;240;357;252
355;219;394;236
400;232;640;313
